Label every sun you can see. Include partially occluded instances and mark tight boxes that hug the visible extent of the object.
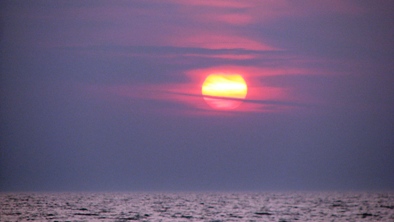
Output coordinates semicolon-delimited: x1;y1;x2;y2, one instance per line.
201;74;248;110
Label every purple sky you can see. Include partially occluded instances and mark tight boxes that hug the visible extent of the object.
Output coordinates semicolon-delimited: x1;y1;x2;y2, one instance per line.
1;0;393;191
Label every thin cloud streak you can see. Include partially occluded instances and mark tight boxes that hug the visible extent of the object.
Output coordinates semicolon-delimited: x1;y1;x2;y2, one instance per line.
2;0;393;192
163;91;312;109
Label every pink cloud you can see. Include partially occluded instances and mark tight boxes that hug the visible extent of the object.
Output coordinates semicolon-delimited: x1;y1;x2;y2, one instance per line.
169;33;277;51
32;0;362;115
169;0;250;9
171;0;364;26
84;62;317;115
12;0;365;49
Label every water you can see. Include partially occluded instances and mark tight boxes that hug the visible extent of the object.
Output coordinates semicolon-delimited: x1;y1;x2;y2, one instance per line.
1;192;393;221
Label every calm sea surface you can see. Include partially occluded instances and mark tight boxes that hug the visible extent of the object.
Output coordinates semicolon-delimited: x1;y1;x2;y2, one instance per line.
1;192;393;221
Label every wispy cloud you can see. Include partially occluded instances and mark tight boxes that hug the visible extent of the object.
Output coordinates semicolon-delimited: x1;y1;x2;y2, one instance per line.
7;0;380;115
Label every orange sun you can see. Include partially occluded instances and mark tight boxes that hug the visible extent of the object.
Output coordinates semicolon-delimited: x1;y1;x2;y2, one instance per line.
201;74;248;110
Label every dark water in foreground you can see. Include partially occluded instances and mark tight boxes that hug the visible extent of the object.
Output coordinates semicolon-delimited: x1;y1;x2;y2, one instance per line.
1;192;393;221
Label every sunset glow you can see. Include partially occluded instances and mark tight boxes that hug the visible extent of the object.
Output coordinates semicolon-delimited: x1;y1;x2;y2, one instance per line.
2;0;392;194
201;74;247;110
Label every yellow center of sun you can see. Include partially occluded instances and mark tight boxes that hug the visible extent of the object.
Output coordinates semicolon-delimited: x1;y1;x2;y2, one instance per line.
201;74;248;110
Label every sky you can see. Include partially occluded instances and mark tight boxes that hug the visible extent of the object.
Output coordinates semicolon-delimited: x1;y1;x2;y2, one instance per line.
1;0;393;192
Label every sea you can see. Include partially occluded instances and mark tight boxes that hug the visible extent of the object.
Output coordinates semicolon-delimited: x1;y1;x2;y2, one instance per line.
1;192;393;221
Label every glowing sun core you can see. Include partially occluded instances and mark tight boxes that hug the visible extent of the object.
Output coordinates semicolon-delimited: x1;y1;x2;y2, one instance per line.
201;74;248;110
